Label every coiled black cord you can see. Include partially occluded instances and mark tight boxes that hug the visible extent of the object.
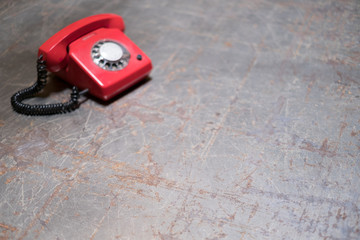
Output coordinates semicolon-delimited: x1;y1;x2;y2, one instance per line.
11;55;87;116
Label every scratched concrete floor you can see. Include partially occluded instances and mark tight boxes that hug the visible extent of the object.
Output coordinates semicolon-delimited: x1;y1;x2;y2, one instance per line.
0;0;359;239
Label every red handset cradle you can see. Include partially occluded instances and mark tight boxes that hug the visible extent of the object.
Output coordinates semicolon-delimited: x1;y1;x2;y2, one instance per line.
39;14;125;72
38;14;152;101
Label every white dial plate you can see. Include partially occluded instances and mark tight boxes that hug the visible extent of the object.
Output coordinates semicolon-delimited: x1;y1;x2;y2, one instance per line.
99;42;123;61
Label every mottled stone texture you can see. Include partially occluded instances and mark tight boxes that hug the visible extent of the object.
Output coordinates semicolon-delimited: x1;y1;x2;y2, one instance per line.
0;0;359;239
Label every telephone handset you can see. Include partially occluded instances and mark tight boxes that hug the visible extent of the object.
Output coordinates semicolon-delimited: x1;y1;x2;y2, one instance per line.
11;14;152;115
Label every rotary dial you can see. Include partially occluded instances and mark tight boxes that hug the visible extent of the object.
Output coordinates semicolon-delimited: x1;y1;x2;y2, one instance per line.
91;40;130;71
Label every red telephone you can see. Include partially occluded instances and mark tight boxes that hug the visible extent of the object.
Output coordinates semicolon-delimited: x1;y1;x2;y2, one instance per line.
11;13;152;115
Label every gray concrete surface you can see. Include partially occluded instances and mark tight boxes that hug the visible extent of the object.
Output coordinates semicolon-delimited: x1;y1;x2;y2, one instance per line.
0;0;359;239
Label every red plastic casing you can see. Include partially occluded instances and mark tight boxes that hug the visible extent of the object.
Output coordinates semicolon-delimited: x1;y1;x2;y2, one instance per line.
38;13;152;101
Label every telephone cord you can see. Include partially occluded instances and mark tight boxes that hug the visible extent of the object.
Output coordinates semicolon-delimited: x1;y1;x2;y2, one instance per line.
11;55;87;116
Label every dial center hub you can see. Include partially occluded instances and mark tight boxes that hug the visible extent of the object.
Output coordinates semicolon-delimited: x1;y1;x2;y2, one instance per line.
99;42;123;61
